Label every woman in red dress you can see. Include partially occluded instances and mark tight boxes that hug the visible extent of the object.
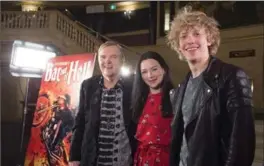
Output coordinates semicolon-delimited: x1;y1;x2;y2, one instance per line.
131;51;174;166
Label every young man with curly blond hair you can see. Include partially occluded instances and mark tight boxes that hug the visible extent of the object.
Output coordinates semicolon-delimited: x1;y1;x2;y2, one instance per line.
167;6;255;166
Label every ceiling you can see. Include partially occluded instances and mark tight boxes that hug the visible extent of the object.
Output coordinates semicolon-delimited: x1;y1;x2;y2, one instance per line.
1;1;148;11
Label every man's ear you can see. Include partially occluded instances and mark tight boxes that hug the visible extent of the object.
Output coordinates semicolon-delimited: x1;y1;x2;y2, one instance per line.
207;35;213;46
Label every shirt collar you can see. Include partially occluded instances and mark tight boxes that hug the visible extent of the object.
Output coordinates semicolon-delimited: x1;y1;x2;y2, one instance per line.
99;76;124;89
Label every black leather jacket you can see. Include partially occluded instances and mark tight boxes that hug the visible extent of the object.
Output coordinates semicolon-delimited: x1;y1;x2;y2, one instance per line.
69;75;136;166
170;57;255;166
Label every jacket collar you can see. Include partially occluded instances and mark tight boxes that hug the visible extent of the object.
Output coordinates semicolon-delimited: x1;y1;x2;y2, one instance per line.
202;56;223;87
181;56;223;89
172;56;223;130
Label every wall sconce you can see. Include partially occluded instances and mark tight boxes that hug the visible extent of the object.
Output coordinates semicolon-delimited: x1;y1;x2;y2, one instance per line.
21;1;43;12
22;4;38;12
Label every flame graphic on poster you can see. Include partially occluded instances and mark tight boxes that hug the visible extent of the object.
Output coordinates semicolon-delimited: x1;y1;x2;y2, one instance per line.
24;54;96;166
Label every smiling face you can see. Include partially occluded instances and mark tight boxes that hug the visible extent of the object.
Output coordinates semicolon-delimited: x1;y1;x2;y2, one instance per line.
140;59;165;91
178;26;211;62
98;45;123;78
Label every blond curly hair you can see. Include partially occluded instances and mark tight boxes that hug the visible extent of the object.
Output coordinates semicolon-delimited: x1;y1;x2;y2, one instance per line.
166;6;220;60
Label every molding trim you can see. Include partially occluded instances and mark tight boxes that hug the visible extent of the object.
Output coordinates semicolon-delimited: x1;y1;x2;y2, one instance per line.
106;29;149;37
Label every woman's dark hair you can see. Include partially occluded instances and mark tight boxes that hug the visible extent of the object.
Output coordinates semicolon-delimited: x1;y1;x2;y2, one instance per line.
131;51;174;122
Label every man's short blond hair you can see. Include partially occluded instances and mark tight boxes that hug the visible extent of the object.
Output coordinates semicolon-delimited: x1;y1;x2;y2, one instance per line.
98;41;125;62
166;6;220;60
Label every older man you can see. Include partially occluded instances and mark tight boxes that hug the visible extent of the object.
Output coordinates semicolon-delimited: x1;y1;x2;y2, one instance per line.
69;41;136;166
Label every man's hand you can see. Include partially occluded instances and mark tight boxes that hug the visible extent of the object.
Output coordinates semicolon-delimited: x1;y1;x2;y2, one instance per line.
69;161;80;166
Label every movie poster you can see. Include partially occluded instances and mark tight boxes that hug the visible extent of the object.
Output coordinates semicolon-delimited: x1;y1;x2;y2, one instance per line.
24;53;96;166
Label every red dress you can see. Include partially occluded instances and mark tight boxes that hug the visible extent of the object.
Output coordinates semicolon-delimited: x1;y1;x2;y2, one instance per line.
134;93;172;166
